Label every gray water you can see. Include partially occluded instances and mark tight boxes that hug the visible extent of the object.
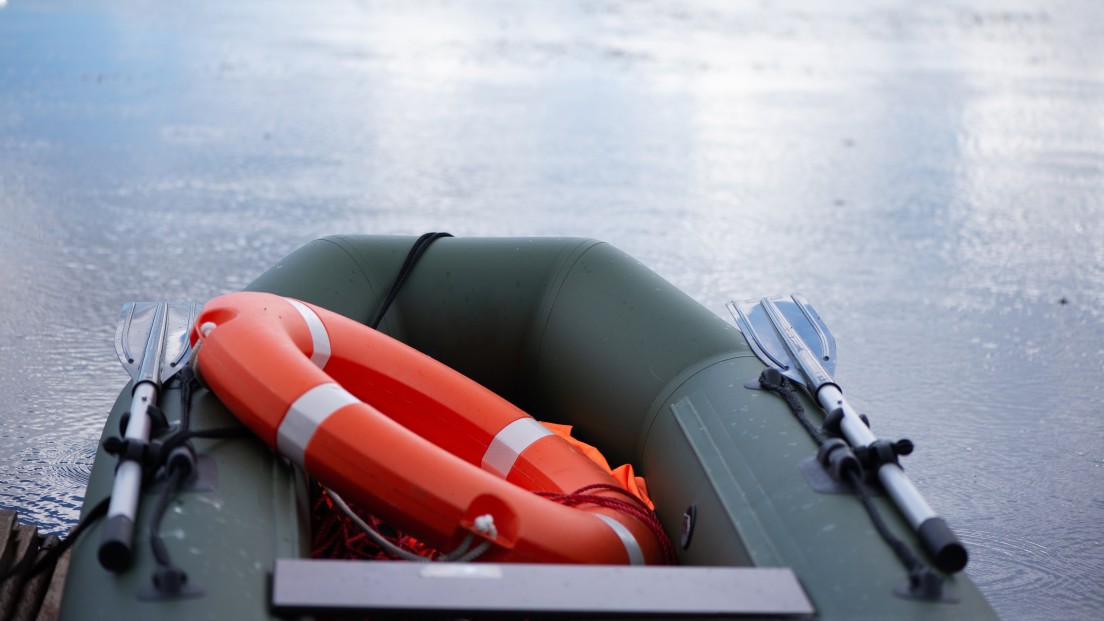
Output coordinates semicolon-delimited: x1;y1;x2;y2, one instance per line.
1;0;1101;618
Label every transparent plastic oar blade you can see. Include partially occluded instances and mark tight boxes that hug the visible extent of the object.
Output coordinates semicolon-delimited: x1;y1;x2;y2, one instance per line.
114;301;202;383
727;294;836;385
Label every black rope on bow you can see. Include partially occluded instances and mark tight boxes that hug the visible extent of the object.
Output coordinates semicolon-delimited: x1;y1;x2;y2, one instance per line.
140;368;201;598
368;232;453;330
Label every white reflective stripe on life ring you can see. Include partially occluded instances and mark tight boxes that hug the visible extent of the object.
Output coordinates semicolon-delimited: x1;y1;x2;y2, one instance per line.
596;514;645;565
287;298;330;369
277;383;359;466
481;417;554;478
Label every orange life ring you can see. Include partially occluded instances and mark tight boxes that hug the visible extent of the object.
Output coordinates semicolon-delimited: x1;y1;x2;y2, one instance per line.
189;291;668;565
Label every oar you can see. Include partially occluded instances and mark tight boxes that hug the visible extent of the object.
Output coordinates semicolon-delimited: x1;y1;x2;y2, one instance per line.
729;295;968;573
98;301;202;572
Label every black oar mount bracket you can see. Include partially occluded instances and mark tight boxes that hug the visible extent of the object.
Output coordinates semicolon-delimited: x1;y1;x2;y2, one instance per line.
816;438;861;483
820;406;916;481
821;406;869;435
103;406;172;472
103;430;175;477
118;404;170;438
854;438;914;471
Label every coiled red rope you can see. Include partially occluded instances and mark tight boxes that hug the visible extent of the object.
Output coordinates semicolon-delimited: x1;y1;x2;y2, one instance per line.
312;482;678;565
311;486;440;561
537;483;678;565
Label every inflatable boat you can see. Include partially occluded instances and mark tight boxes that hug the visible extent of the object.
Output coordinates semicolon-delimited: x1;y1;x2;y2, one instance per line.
57;235;998;620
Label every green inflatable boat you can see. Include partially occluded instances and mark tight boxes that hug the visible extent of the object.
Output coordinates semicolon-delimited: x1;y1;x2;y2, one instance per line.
58;235;998;620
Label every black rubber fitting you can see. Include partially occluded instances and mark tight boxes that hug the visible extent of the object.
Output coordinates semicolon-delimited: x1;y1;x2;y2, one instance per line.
680;505;697;550
918;516;968;573
761;367;784;386
908;567;945;600
166;444;197;478
872;439;898;467
817;438;862;481
822;407;845;436
98;514;135;572
153;566;189;595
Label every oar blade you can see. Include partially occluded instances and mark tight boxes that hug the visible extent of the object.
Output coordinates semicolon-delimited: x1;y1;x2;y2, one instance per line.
115;302;156;379
728;294;836;383
785;294;835;374
114;301;202;382
161;302;203;381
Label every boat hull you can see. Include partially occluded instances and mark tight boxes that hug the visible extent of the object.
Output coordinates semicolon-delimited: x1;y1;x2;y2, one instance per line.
61;235;998;620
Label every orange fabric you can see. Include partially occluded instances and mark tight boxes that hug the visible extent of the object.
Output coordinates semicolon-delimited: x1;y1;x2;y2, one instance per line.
539;423;654;510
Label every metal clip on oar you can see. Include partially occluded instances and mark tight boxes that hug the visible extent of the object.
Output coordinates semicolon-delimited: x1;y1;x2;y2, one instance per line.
730;295;968;574
98;302;202;572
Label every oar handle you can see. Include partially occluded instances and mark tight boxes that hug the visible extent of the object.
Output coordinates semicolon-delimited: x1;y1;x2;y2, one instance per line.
919;516;969;574
99;377;164;570
99;491;137;571
99;381;160;571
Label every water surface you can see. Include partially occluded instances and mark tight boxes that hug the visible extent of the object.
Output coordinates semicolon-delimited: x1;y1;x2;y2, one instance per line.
1;1;1101;619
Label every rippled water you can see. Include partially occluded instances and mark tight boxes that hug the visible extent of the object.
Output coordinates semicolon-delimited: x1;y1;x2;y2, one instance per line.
1;1;1101;619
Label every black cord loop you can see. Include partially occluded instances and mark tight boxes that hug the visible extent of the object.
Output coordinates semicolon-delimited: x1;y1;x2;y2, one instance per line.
368;232;452;329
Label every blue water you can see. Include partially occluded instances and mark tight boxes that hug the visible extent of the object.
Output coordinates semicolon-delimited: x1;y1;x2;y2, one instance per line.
1;1;1101;619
